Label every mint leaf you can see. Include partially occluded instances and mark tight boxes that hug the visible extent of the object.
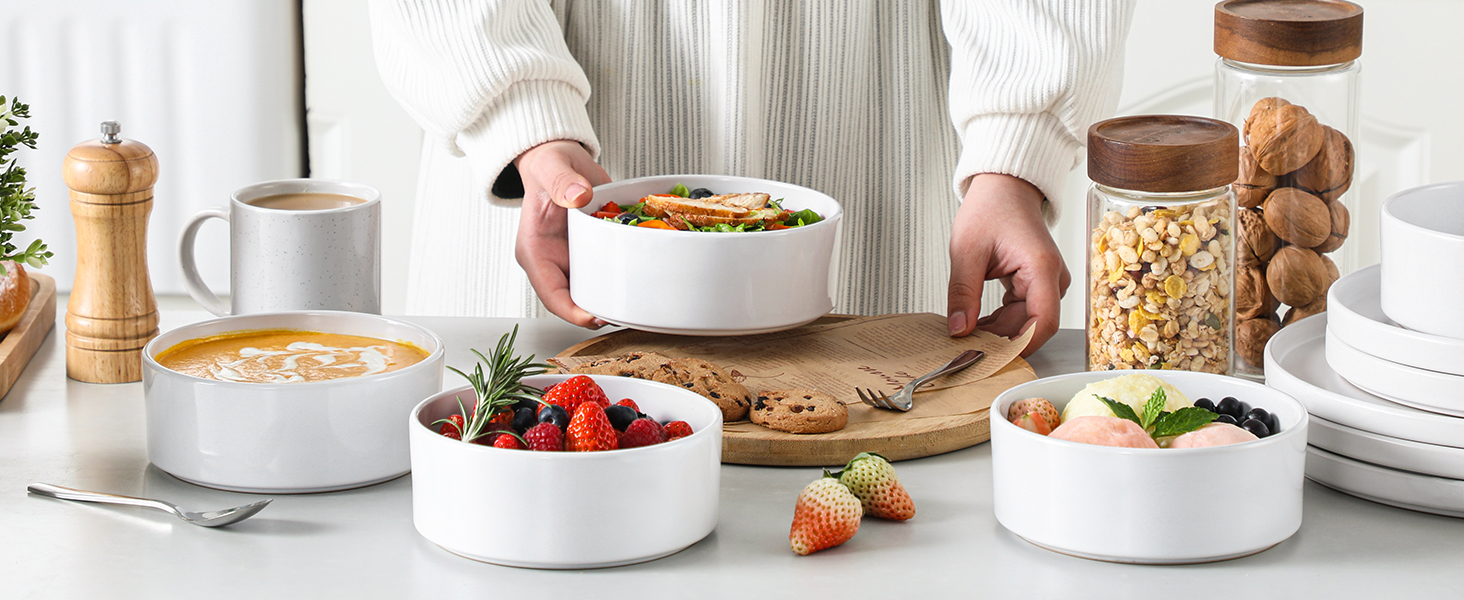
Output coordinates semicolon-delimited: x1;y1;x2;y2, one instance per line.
670;183;690;198
1097;396;1141;426
1141;387;1166;429
1151;407;1220;438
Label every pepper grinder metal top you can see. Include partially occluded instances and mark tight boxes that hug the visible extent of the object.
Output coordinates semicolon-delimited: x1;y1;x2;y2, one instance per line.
63;121;160;383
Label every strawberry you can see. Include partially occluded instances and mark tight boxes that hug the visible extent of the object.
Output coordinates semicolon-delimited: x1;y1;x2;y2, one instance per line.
663;420;693;440
566;402;619;452
523;422;564;452
789;476;863;555
835;452;915;521
492;433;526;450
1006;397;1060;435
615;398;640;412
618;418;666;449
437;414;465;440
543;375;611;416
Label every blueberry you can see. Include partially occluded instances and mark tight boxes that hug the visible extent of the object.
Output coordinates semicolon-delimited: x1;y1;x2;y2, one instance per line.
511;407;539;434
688;187;714;199
1244;407;1276;433
538;405;570;430
1215;414;1239;426
605;405;638;431
1241;418;1271;438
615;213;638;225
1193;397;1216;412
1216;397;1248;419
512;398;541;414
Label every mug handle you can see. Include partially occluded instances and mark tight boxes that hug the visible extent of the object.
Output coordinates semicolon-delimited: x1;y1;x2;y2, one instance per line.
178;208;231;316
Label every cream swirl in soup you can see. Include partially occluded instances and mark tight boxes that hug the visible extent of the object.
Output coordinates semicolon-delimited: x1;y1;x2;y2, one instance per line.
155;330;429;383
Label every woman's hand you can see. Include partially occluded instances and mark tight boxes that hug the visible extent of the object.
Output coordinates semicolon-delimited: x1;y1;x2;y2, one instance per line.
512;140;612;328
947;173;1070;357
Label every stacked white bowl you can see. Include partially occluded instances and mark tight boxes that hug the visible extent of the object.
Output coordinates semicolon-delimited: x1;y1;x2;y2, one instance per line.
1264;181;1464;518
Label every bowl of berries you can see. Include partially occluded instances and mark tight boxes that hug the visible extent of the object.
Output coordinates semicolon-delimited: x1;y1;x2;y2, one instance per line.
990;371;1308;564
567;174;842;335
408;328;723;569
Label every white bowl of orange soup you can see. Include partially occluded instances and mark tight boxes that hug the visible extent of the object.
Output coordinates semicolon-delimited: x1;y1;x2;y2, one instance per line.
142;311;444;493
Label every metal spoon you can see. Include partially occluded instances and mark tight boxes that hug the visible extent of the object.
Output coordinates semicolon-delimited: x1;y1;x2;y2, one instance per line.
27;482;271;528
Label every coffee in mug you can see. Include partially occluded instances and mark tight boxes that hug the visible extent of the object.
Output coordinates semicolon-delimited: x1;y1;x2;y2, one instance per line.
180;179;381;316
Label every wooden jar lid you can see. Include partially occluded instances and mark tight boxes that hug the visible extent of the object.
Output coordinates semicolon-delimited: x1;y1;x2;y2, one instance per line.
1088;115;1239;193
1215;0;1364;66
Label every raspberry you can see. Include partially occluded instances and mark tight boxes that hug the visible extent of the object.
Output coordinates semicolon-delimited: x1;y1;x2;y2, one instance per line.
664;420;694;440
523;422;564;452
618;418;666;449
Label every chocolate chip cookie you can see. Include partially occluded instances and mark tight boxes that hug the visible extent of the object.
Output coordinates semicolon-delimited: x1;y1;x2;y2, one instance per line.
649;358;752;422
750;389;847;434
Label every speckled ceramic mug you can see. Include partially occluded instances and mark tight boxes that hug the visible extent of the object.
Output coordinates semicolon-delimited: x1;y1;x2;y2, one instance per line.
180;179;381;316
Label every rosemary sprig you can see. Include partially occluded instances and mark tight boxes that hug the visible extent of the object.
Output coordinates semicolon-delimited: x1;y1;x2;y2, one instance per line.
436;325;548;443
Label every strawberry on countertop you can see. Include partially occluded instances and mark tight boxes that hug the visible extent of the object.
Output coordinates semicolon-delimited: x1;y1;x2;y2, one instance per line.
834;452;915;521
789;476;863;555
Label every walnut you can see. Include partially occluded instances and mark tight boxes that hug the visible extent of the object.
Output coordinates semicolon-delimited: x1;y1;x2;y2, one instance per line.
1263;187;1331;248
1235;146;1278;209
1237;264;1278;320
1311;199;1350;254
1267;245;1329;307
1244;97;1325;175
1237;317;1282;367
1237;208;1279;267
1283;296;1328;326
1291;126;1353;202
1319;253;1340;285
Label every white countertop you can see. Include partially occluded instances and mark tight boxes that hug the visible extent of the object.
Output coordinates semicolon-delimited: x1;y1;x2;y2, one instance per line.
3;312;1463;599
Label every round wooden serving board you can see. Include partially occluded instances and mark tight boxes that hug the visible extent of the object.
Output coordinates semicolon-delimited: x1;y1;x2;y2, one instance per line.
556;316;1037;467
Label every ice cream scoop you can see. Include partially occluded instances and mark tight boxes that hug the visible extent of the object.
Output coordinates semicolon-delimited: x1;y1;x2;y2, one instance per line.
1168;423;1259;449
1049;416;1160;449
1062;373;1192;423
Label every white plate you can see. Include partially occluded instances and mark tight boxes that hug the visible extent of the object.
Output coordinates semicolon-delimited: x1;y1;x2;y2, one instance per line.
1265;313;1464;449
1329;265;1464;376
1326;326;1464;417
1308;415;1464;480
1306;446;1464;519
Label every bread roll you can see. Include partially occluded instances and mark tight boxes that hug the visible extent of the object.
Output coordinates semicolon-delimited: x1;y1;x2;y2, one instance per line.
0;262;31;334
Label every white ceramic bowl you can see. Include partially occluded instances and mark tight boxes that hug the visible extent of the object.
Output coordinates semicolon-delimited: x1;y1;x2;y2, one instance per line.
142;311;445;493
991;371;1308;564
1380;181;1464;339
567;174;842;335
1329;265;1464;376
409;374;723;569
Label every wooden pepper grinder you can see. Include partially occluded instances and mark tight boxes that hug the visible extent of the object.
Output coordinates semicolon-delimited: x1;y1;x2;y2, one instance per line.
63;121;160;383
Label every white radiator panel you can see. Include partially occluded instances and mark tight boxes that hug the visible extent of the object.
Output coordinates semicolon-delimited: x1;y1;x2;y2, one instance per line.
0;0;303;295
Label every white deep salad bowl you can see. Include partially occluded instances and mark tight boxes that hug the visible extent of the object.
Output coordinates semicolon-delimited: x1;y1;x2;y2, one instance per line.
142;311;445;493
567;174;842;335
991;370;1308;564
1380;181;1464;339
409;374;723;569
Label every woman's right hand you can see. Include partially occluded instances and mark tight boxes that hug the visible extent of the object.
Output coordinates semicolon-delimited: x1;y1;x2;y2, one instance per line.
512;140;612;328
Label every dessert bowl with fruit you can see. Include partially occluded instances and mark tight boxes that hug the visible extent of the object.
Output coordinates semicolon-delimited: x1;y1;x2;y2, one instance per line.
142;311;445;493
408;330;722;568
567;174;842;335
990;371;1308;564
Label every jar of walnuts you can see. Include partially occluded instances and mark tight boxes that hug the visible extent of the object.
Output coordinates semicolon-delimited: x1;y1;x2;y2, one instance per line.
1086;115;1239;375
1214;0;1362;378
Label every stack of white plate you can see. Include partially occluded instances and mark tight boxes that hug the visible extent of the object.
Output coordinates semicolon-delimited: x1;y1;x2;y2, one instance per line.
1265;218;1464;518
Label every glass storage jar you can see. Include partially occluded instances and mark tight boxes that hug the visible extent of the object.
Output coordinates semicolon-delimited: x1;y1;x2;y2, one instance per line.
1214;0;1362;377
1087;116;1239;375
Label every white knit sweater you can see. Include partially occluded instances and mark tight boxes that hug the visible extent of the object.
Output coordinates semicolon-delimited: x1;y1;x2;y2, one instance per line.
368;0;1134;318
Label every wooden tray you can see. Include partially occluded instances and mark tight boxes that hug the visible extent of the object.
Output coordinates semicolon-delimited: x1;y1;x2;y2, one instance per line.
556;316;1036;466
0;272;56;400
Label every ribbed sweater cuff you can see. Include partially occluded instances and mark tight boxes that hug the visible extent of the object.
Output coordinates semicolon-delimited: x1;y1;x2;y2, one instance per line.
953;112;1080;224
454;79;601;202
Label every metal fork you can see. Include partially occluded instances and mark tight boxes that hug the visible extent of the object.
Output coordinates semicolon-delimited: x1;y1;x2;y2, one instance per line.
856;349;985;412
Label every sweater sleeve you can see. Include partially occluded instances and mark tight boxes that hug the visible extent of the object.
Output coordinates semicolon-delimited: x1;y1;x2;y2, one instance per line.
367;0;600;201
942;0;1135;220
